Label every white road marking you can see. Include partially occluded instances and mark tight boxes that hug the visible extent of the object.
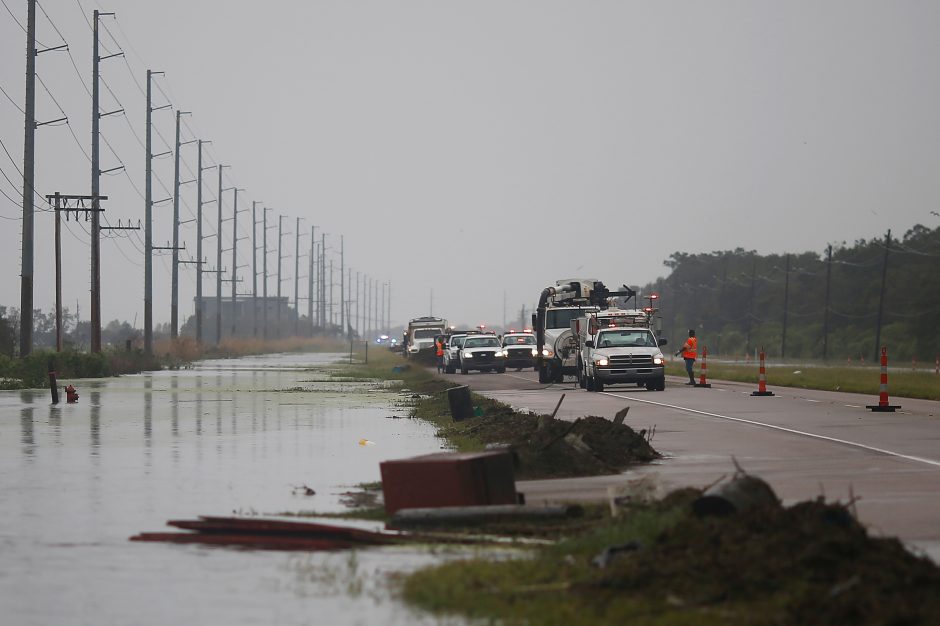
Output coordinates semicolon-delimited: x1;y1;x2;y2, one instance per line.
805;399;822;403
601;391;940;469
845;404;863;408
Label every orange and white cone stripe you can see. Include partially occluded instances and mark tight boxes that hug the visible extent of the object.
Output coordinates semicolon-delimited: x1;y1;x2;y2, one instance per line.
751;347;774;396
867;346;900;412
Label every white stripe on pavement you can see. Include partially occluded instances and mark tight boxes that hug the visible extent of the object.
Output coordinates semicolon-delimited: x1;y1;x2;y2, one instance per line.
601;391;940;469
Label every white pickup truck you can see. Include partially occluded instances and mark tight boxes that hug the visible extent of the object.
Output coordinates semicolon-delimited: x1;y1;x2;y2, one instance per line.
574;308;668;392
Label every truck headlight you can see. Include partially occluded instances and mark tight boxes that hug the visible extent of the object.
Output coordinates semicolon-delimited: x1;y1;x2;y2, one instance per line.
653;353;664;365
496;350;506;357
463;351;472;359
531;348;538;357
595;357;609;367
541;348;553;357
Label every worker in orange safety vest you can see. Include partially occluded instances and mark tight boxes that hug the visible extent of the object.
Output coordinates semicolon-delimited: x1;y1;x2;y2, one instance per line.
675;329;698;385
435;337;445;373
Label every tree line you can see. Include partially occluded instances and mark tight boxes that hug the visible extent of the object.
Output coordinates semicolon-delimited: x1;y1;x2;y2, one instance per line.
644;223;940;363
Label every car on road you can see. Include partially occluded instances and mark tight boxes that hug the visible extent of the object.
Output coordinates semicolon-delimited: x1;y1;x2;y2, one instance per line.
501;331;538;371
459;334;506;374
443;333;469;374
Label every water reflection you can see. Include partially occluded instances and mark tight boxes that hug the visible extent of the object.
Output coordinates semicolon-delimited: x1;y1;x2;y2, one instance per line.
20;407;34;458
1;353;459;625
90;390;101;456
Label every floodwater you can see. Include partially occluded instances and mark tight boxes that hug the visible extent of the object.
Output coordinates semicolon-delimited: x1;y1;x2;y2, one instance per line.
0;353;469;626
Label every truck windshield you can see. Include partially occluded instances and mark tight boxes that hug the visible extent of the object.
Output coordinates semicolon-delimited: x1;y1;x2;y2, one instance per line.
413;328;440;339
596;330;657;348
464;337;500;348
545;309;588;329
504;335;536;346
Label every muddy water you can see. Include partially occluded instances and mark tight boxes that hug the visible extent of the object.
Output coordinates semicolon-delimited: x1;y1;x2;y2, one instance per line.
0;353;466;625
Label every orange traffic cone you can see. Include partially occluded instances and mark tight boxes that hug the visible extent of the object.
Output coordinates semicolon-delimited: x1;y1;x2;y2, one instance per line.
867;346;900;412
751;348;775;397
694;345;712;388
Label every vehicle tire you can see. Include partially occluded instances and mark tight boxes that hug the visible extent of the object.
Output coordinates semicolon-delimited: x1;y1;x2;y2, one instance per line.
551;363;564;384
460;365;468;375
653;376;666;391
538;365;550;384
594;379;604;392
497;367;506;374
585;374;595;392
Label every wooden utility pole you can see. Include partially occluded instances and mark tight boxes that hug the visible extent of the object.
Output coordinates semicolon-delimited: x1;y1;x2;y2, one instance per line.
781;253;790;359
294;217;302;336
873;230;891;363
20;0;37;357
822;244;832;360
252;201;259;337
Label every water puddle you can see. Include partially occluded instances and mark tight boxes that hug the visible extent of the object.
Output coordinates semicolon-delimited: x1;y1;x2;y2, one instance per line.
0;352;468;625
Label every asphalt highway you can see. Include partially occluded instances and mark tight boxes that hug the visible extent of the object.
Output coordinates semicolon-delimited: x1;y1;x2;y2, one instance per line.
439;367;940;558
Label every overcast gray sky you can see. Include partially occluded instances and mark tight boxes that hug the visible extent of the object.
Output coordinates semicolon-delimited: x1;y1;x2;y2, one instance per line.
2;1;938;332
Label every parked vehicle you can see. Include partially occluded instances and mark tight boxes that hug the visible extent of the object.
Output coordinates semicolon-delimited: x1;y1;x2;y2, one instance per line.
458;333;506;374
501;331;538;371
405;317;447;358
575;307;668;392
443;333;470;374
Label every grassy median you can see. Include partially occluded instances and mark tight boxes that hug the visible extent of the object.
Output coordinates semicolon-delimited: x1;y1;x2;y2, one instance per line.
666;359;940;401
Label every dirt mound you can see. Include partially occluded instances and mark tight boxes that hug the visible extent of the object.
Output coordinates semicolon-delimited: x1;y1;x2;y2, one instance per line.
596;494;940;624
459;412;659;480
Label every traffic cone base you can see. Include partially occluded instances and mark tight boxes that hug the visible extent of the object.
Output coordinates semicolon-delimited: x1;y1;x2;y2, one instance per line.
694;382;712;388
866;403;899;412
751;390;775;396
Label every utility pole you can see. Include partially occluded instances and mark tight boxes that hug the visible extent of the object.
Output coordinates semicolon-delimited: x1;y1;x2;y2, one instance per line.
387;282;391;336
252;201;259;337
822;244;832;361
320;233;326;329
308;226;315;336
19;0;37;357
230;188;244;337
215;165;225;345
355;271;361;337
362;276;372;341
277;215;284;336
781;253;790;360
329;259;334;330
374;279;379;339
195;139;212;344
744;257;757;357
170;109;192;338
262;207;273;340
340;236;345;337
873;230;891;363
381;282;386;335
143;70;167;354
293;217;302;335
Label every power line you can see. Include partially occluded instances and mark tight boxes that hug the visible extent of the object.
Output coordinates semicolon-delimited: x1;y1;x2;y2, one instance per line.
0;83;25;114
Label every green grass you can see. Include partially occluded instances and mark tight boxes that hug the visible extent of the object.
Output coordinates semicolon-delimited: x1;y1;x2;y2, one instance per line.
667;360;940;401
401;491;940;626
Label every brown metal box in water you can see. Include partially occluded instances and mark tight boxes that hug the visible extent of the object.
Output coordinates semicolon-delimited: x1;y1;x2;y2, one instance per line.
380;451;517;514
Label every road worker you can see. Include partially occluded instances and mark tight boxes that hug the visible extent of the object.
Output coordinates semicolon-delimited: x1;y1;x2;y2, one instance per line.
435;337;445;373
676;329;697;385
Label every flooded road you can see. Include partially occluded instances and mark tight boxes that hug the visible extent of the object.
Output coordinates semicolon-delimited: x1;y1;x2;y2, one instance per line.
0;353;464;625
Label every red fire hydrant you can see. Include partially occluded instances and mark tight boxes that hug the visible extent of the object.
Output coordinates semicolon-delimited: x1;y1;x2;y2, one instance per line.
65;384;79;404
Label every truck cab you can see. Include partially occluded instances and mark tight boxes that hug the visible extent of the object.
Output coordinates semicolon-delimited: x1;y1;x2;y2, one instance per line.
575;309;667;392
405;317;447;357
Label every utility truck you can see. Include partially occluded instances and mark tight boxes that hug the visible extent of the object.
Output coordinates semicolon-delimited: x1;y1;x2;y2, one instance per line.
531;279;636;383
404;316;447;357
574;305;668;392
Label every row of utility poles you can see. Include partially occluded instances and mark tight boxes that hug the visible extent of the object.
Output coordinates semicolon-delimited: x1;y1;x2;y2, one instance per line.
15;1;392;357
727;230;895;363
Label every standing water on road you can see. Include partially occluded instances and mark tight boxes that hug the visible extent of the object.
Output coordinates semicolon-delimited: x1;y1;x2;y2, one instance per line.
0;353;463;625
